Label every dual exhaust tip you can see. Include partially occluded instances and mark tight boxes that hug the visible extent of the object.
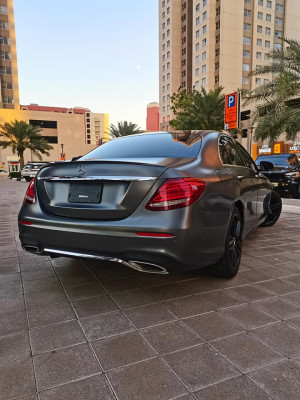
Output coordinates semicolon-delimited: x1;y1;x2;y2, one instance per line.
22;245;169;275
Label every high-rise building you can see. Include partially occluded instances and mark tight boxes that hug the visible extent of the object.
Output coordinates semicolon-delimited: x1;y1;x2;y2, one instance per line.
146;102;160;131
0;0;19;109
159;0;300;134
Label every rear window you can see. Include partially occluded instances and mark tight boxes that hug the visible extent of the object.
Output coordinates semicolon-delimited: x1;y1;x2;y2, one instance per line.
256;154;298;167
81;133;202;160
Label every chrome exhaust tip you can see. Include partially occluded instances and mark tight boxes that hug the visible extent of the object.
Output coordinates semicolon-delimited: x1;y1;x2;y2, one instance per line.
128;261;169;275
22;245;42;254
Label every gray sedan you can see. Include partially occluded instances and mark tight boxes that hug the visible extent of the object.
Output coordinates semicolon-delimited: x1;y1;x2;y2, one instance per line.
18;131;281;277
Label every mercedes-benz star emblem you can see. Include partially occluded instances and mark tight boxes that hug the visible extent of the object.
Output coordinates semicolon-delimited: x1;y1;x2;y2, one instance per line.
77;164;87;175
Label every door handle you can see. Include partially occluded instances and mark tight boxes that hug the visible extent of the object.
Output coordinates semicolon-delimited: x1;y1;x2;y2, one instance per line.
237;175;244;181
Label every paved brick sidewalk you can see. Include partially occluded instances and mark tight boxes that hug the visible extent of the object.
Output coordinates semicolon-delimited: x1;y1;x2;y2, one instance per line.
1;177;300;400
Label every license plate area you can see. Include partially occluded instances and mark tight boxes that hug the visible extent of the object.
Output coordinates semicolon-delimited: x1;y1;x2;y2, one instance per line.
68;182;102;203
272;182;279;187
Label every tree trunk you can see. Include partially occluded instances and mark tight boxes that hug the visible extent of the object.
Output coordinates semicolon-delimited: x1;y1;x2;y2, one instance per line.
18;150;25;169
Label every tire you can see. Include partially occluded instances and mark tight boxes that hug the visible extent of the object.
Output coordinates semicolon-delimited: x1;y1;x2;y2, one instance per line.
25;177;31;182
260;191;282;227
212;206;243;279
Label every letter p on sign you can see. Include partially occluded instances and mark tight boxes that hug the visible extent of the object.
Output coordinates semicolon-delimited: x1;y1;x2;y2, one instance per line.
228;95;235;108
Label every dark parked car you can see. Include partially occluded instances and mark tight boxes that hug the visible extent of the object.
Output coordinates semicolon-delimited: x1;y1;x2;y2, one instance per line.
255;153;300;198
19;131;281;278
21;162;49;182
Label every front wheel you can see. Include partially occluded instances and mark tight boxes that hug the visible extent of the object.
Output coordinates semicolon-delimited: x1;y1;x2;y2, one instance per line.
212;206;242;278
260;191;282;227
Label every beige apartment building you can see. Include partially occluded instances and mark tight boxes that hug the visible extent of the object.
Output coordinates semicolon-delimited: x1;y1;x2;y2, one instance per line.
159;0;300;149
0;0;19;109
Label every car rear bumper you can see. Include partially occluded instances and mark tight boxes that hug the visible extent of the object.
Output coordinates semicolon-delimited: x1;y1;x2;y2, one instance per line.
18;208;229;273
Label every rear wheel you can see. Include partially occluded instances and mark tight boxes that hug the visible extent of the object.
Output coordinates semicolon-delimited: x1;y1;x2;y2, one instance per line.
24;177;31;182
260;191;282;227
212;207;242;278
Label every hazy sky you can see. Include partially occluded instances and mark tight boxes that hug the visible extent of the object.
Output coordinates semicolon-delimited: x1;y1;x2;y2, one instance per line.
14;0;159;130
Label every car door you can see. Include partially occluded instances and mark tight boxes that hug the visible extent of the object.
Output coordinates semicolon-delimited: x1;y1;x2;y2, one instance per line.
219;135;259;235
235;141;270;221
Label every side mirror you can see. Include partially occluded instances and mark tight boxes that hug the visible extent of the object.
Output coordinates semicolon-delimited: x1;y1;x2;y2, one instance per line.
260;161;274;171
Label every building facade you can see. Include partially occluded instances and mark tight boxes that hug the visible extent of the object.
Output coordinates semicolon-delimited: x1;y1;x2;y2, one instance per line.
0;0;19;109
146;102;160;131
159;0;300;145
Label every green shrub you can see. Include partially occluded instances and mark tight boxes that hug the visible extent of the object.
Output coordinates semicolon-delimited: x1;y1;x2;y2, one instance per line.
9;171;21;179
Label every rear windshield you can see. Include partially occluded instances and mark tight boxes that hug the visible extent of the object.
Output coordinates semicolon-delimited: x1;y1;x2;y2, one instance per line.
81;133;202;160
256;154;299;167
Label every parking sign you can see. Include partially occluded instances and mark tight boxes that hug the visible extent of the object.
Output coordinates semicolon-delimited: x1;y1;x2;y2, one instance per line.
225;92;240;130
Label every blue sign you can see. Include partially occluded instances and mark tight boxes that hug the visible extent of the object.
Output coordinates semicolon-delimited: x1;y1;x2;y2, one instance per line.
227;95;236;108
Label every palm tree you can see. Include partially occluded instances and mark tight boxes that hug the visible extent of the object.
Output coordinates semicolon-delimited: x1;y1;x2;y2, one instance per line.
245;38;300;143
170;87;225;131
0;120;53;168
109;121;141;138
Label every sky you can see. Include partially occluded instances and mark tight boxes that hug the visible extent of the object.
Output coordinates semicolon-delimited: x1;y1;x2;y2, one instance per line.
14;0;159;130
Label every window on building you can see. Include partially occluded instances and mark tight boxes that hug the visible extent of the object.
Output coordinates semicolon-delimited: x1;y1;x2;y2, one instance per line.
244;23;251;31
0;36;9;45
215;62;219;70
195;68;199;76
162;0;165;7
167;62;170;69
182;37;186;45
0;52;10;60
276;4;283;12
196;42;200;51
275;17;283;25
256;78;261;85
0;6;8;14
196;30;200;38
257;25;262;33
167;18;170;25
162;44;165;51
266;14;271;21
216;7;220;15
163;96;166;102
167;83;170;90
258;12;263;19
264;53;270;60
182;25;186;33
0;66;11;74
202;77;207;86
243;63;250;71
196;17;200;25
195;55;200;63
267;0;272;8
181;14;186;22
182;48;186;55
167;6;170;14
202;51;207;60
202;38;206;47
202;64;206;73
162;33;165;41
256;51;262;59
167;40;170;47
162;65;165;72
167;73;170;80
265;27;271;35
256;65;262;72
162;75;165;82
203;11;207;20
275;30;282;38
215;75;219;83
181;70;186;77
167;51;170;58
167;29;170;36
258;0;263;5
243;50;250;57
244;0;251;3
265;40;270;48
257;38;262;46
202;24;207;33
29;120;57;129
216;34;220;43
162;22;165;29
216;21;220;29
203;0;207;6
215;48;220;56
162;54;165;61
243;36;251;45
162;11;165;18
0;21;8;29
244;9;251;17
242;76;250;84
195;81;200;89
196;3;200;12
274;43;282;50
162;86;165;93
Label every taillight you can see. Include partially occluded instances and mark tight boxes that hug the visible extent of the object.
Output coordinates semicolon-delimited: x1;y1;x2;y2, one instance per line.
146;178;206;211
24;179;35;204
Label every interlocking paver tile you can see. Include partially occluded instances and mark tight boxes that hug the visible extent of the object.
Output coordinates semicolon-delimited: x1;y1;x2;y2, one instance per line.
0;294;25;314
72;295;118;318
0;331;30;362
0;310;28;336
163;344;240;392
196;289;245;309
253;297;300;320
25;287;67;308
146;283;190;301
162;295;213;318
211;332;284;373
92;330;156;371
141;321;201;355
111;287;156;309
80;311;135;341
252;322;300;357
100;277;140;293
194;375;272;400
21;268;55;281
248;360;300;400
124;303;176;329
23;277;62;294
184;311;243;341
0;358;36;400
255;279;300;295
27;302;76;328
106;358;187;400
34;343;100;391
64;282;106;301
39;374;115;400
220;303;278;330
30;320;86;354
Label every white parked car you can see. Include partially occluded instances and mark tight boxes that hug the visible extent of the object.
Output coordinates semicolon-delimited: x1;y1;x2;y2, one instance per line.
21;163;48;181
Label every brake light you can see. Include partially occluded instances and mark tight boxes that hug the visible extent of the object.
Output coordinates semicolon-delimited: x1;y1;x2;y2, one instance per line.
146;178;206;211
24;179;35;204
135;232;174;238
